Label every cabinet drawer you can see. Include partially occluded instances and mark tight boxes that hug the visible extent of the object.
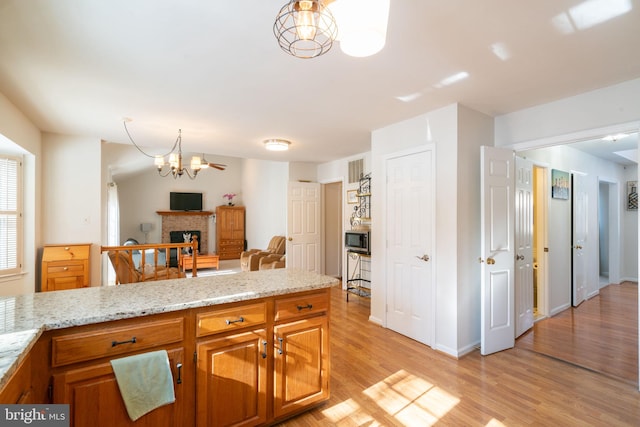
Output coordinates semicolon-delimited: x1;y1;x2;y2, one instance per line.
47;261;85;275
52;317;184;367
196;302;266;338
275;291;329;322
42;245;90;261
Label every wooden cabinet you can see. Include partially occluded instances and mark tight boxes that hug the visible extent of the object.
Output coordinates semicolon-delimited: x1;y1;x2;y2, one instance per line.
215;206;245;260
4;288;331;427
49;315;187;427
41;243;91;292
195;289;330;426
0;353;32;404
196;331;268;427
273;292;330;420
53;348;185;427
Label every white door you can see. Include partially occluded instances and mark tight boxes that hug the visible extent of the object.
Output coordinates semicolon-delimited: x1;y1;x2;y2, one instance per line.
385;148;434;346
480;146;515;355
515;157;534;337
572;171;588;306
287;181;321;272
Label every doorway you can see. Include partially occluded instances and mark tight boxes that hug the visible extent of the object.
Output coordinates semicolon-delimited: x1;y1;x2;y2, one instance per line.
532;165;548;320
322;181;342;278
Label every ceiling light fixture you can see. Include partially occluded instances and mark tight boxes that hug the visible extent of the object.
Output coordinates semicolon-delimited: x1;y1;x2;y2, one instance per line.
274;0;338;59
264;139;291;151
602;133;629;142
124;120;224;179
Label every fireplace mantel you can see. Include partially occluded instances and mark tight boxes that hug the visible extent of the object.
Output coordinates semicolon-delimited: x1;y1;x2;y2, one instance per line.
157;210;213;216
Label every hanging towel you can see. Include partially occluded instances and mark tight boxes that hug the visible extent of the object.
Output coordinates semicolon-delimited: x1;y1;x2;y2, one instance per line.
110;350;176;421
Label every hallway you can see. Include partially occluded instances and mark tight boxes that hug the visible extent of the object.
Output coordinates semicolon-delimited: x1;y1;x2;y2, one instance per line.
516;282;638;385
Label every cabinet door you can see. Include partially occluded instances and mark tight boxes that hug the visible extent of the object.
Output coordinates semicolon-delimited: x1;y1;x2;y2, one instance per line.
273;316;329;419
196;330;267;427
53;348;185;427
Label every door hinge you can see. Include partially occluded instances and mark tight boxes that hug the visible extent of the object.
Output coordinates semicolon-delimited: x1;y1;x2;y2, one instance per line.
48;384;53;402
193;351;197;365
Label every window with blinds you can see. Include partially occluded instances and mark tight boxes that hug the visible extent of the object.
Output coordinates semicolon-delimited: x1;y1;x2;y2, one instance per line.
0;155;21;274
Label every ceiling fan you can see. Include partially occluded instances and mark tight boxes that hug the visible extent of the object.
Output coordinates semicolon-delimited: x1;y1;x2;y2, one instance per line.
200;154;226;171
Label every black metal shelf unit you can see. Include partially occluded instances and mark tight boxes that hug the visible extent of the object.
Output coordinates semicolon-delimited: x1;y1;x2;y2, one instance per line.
346;250;371;301
347;173;371;301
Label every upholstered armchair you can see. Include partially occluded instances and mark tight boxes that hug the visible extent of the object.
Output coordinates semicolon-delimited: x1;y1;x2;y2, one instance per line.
259;254;286;270
240;236;286;271
107;251;185;284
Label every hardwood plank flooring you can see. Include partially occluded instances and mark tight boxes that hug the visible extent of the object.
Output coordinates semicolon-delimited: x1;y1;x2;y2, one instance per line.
516;282;638;385
278;285;640;426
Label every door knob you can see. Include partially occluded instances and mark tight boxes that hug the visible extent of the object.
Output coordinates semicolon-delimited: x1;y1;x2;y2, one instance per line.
416;255;430;262
486;257;496;265
287;237;293;241
516;254;524;261
574;245;582;250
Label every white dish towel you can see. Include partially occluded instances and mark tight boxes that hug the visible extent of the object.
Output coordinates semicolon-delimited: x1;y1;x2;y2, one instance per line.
110;349;176;421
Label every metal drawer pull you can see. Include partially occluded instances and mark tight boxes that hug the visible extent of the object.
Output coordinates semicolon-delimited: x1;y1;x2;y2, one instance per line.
277;337;284;355
296;304;313;311
262;340;267;359
111;337;137;347
225;316;244;325
176;363;183;384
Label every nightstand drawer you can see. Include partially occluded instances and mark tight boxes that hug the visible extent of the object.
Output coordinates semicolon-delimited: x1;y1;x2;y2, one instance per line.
196;302;266;337
42;244;90;261
47;261;85;275
51;317;184;367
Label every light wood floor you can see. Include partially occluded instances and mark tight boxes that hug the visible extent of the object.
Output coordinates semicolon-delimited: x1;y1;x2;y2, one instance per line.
516;281;638;386
279;285;640;426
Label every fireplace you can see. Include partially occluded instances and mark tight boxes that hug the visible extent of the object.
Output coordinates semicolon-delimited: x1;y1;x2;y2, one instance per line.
170;230;201;254
157;210;213;254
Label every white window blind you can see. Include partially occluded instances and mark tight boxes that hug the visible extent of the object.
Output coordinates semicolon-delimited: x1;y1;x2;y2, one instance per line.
0;155;21;274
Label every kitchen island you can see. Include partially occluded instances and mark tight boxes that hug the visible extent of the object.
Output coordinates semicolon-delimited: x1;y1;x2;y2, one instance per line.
0;269;339;426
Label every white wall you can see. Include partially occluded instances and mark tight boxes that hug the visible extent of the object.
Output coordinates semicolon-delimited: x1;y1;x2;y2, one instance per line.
519;144;630;313
289;162;317;182
42;133;102;287
495;78;640;147
456;106;494;352
116;154;243;253
241;158;288;250
372;104;463;356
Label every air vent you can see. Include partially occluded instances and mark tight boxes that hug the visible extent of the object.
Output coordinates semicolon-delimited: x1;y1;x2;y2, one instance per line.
348;159;364;183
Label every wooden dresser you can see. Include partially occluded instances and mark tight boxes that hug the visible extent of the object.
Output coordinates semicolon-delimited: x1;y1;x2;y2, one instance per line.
41;243;91;292
216;205;245;260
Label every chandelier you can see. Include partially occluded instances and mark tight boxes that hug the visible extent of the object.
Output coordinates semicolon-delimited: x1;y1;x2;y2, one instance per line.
273;0;390;59
124;121;225;180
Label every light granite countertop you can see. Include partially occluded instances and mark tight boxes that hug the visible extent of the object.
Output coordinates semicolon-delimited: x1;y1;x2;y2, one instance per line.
0;269;339;390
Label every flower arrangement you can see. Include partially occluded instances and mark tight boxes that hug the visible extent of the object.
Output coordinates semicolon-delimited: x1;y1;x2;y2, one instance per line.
223;193;236;206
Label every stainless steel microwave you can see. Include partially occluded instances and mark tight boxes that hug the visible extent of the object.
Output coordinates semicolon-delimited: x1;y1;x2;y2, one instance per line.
345;230;370;254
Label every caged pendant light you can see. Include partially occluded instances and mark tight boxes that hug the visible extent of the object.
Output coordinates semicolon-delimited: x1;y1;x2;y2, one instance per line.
273;0;338;59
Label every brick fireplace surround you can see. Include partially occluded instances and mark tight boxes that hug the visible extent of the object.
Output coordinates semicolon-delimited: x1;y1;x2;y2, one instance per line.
157;211;213;253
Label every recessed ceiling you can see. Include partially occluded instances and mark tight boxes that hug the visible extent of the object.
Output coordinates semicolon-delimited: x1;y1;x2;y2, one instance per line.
0;0;638;175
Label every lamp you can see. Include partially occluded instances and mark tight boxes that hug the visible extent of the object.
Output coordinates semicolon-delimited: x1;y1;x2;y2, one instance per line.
273;0;338;59
264;139;291;151
328;0;390;57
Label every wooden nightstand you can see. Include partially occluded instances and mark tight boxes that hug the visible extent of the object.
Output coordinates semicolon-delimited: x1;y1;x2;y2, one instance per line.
41;243;91;292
